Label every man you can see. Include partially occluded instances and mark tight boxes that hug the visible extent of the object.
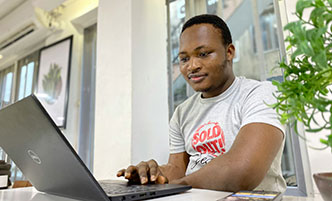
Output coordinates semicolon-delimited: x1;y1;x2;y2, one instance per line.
117;14;286;192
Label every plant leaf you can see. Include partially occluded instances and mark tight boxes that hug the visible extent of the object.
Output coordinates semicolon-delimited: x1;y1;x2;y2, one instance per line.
296;0;314;18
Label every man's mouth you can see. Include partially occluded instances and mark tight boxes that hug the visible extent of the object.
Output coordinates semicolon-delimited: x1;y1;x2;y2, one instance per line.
188;73;207;83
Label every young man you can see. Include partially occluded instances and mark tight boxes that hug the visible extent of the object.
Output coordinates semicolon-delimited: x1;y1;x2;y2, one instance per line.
117;14;286;192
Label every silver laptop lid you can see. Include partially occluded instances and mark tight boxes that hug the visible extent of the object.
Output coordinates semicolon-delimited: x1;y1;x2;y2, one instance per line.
0;95;109;201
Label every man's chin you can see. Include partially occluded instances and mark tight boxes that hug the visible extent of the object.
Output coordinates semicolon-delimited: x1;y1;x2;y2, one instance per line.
192;86;210;93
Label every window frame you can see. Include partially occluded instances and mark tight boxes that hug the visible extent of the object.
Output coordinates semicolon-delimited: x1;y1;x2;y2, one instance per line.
0;66;15;108
0;51;40;182
15;51;39;101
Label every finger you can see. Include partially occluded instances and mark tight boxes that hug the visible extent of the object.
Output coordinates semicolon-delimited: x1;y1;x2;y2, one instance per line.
119;167;141;184
116;169;125;177
128;173;141;184
156;175;168;184
147;160;159;182
124;165;138;179
137;162;149;184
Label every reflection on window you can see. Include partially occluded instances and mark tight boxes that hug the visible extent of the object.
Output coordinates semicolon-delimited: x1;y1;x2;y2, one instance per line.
206;0;219;15
0;70;13;108
4;72;13;103
220;0;244;20
173;75;187;109
18;66;27;100
170;0;185;63
260;10;279;51
26;62;34;96
18;62;35;100
170;0;187;110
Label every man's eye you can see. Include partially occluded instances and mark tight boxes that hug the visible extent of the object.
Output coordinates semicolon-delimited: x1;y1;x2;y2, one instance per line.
199;52;209;57
180;57;189;63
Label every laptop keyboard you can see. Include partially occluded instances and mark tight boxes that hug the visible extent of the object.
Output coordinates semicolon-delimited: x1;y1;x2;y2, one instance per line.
99;182;162;195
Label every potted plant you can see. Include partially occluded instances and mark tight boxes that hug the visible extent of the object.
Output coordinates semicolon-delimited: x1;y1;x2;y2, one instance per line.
271;0;332;200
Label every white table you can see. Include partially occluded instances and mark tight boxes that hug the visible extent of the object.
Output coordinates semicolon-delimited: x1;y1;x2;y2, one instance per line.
0;187;230;201
0;187;325;201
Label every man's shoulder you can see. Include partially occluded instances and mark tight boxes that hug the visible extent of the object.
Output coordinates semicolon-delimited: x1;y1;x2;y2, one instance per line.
176;93;201;110
171;93;201;124
237;77;276;94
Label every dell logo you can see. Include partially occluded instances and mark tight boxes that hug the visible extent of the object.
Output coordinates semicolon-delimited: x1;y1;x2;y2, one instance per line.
27;150;41;165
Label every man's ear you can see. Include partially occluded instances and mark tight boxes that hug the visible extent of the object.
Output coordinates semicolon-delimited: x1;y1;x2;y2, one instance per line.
226;44;235;61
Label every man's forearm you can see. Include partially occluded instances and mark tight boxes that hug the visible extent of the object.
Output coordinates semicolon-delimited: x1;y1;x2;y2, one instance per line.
159;163;187;182
170;155;263;192
159;152;189;182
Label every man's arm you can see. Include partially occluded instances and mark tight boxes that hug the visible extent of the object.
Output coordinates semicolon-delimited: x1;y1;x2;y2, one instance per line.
159;152;189;182
170;122;284;192
117;152;189;184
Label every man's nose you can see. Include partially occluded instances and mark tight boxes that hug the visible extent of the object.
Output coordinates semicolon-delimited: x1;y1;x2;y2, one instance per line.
188;57;201;72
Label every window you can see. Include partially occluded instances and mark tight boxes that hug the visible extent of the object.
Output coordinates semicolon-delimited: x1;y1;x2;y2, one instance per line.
0;65;25;181
166;0;313;196
15;51;39;101
168;0;187;111
0;66;14;108
260;8;279;52
0;51;39;182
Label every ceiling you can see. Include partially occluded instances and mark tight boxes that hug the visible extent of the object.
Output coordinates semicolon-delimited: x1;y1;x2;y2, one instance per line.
0;0;27;20
0;0;69;21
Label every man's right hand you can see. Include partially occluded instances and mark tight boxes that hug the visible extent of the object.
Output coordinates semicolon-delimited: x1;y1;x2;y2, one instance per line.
116;159;168;184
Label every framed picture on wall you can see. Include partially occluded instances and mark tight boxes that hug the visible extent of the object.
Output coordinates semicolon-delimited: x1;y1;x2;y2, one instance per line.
36;36;73;128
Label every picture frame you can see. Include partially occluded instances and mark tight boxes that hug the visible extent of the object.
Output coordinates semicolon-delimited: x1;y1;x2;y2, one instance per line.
35;36;73;128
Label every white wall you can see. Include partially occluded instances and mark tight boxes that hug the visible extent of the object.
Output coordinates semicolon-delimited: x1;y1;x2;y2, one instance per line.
94;0;169;180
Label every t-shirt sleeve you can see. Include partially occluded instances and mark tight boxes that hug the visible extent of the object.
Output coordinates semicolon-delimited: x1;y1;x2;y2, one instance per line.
241;81;285;136
169;107;186;154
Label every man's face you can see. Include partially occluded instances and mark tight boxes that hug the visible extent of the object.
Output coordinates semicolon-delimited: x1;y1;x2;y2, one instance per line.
179;23;235;98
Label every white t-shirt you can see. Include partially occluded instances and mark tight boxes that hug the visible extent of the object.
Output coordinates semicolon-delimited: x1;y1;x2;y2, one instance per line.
169;76;287;192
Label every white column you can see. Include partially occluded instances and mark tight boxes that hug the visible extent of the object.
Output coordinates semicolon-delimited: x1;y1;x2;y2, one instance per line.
131;0;169;165
95;0;169;179
94;0;132;180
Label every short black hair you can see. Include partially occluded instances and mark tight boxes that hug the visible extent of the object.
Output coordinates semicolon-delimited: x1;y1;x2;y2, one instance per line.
181;14;232;46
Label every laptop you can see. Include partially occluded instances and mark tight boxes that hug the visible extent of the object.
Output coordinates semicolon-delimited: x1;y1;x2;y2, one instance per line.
0;95;191;201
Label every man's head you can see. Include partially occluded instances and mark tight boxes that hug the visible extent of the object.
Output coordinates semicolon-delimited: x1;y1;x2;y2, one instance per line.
181;14;232;47
179;14;235;98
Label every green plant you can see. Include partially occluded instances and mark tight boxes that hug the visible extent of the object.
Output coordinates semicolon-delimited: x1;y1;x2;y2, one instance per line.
272;0;332;151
